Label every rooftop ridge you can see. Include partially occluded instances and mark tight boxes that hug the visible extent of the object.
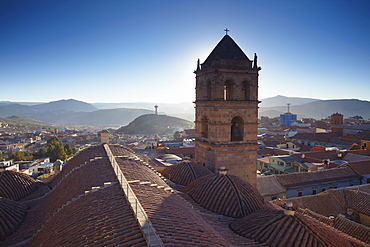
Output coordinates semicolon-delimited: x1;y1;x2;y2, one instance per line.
104;144;164;247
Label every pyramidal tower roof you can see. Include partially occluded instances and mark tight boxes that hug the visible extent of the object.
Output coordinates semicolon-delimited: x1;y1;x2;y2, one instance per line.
202;35;251;68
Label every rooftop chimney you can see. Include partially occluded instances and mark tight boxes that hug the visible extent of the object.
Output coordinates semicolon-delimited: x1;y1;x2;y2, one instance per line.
283;201;295;216
217;166;229;175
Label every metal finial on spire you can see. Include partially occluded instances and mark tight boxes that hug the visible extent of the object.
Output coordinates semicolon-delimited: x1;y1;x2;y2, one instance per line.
224;28;229;35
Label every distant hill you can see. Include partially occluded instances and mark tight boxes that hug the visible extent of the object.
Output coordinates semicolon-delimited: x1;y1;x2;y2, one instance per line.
30;108;154;126
32;99;97;112
93;102;195;122
259;99;370;119
259;95;319;108
0;103;39;117
0;116;56;131
6;116;53;126
0;99;152;127
116;114;194;135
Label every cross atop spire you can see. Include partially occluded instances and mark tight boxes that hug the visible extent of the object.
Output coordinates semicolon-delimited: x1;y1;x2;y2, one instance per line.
224;28;229;35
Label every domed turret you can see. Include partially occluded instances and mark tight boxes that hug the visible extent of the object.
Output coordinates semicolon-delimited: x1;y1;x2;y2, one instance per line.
161;160;212;186
0;197;28;239
183;171;268;218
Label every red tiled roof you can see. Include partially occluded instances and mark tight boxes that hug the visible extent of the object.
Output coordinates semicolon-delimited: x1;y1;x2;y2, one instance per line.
281;192;345;216
274;185;370;245
108;144;137;159
48;145;107;187
293;150;340;162
230;209;366;247
115;158;232;245
275;167;361;189
349;183;370;194
0;170;40;201
184;173;268;218
348;160;370;175
332;216;370;245
2;145;146;246
293;132;341;143
30;185;146;247
330;189;370;216
257;175;287;197
343;153;370;162
0;197;28;240
4;143;368;246
161;160;212;186
297;204;370;245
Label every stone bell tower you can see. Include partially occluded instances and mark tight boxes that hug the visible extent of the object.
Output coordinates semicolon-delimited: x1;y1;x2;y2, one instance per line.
194;32;261;187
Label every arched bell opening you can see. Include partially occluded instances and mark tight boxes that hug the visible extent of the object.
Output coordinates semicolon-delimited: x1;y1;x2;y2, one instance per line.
231;116;244;141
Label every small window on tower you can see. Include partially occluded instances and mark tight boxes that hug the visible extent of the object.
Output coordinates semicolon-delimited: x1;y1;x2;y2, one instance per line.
224;80;234;100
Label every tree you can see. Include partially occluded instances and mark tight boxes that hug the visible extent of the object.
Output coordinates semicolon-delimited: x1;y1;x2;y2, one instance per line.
47;137;67;162
33;147;48;159
9;150;33;161
64;143;77;156
34;138;77;162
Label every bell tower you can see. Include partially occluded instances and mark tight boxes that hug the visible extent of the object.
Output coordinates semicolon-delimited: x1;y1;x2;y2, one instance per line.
194;33;260;187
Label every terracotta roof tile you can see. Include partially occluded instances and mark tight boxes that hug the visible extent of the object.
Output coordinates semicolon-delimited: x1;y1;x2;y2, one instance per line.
0;197;28;240
0;170;40;201
278;192;345;216
184;173;268;218
161;160;212;186
275;166;361;189
2;145;146;246
348;160;370;175
230;209;367;247
297;207;370;245
343;153;370;162
274;185;370;245
4;144;368;246
115;154;232;245
332;216;370;244
330;188;370;216
256;175;287;196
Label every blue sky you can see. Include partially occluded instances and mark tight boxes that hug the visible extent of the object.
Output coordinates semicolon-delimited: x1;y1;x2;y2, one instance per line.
1;0;369;103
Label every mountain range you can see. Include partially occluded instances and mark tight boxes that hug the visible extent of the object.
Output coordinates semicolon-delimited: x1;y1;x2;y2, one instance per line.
0;96;369;128
259;96;370;119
